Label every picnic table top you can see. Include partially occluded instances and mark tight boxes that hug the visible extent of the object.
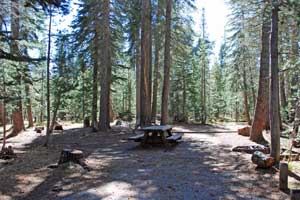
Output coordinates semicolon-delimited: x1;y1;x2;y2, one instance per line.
139;125;172;132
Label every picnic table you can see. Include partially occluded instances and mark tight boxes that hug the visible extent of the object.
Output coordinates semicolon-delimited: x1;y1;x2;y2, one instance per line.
128;125;182;146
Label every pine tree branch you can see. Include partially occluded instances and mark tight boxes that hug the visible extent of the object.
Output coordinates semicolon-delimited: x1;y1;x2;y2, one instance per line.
0;49;46;62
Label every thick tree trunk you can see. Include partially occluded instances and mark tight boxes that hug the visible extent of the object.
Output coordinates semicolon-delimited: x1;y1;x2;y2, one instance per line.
250;2;270;142
92;16;101;131
269;2;280;162
151;1;161;122
288;17;299;123
11;0;24;136
99;0;111;132
161;0;172;125
91;57;98;131
140;0;152;126
25;84;34;128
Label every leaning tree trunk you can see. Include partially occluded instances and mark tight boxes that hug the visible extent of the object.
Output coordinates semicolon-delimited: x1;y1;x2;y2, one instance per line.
151;1;162;122
11;0;24;136
99;0;111;132
140;0;152;126
25;84;34;127
161;0;172;125
250;2;271;142
269;2;280;162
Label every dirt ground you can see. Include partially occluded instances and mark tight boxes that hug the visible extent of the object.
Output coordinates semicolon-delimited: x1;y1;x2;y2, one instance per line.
0;123;290;200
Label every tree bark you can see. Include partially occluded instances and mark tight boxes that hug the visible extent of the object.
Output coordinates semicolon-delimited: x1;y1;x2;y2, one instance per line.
269;2;280;162
135;28;141;126
91;52;98;131
161;0;172;125
11;0;24;136
250;2;270;142
140;0;152;126
151;1;162;122
44;6;52;146
99;0;111;131
242;65;251;125
25;84;34;128
49;96;61;132
1;65;6;150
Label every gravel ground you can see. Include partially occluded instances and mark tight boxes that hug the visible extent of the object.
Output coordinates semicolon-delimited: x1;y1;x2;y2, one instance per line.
0;123;290;200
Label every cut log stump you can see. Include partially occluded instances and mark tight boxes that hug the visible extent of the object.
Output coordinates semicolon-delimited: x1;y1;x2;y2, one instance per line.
58;149;91;171
237;126;251;136
34;126;44;133
279;162;288;191
58;149;84;164
0;146;16;160
291;190;300;200
293;138;300;148
251;151;275;168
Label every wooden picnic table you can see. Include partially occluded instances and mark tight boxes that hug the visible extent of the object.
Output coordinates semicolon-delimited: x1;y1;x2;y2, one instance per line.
128;125;182;146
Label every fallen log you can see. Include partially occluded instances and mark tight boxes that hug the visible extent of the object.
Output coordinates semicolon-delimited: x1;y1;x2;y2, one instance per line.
251;151;275;168
232;145;270;154
237;126;251;136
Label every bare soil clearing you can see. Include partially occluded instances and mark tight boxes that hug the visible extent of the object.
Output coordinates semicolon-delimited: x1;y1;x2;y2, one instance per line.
0;123;289;200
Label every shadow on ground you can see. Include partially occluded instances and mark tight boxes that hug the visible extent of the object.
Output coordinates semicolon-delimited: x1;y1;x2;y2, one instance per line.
0;124;289;200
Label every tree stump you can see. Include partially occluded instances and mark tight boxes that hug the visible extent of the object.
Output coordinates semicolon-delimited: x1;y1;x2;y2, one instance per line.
237;126;251;136
279;162;288;191
251;151;275;168
34;126;44;133
0;146;16;160
291;190;300;200
54;122;63;131
84;118;90;128
58;149;84;164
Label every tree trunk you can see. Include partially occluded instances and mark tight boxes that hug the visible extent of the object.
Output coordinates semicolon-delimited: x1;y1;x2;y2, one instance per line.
135;29;141;126
49;96;61;132
151;1;162;122
99;0;111;132
161;0;172;125
250;2;270;142
140;0;152;126
2;65;6;150
269;2;280;162
0;101;3;125
11;0;24;136
25;84;34;128
242;66;251;125
44;7;52;146
289;18;299;123
40;70;44;123
91;55;98;131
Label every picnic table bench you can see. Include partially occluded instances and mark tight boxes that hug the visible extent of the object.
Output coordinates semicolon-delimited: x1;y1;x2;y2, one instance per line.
128;125;182;146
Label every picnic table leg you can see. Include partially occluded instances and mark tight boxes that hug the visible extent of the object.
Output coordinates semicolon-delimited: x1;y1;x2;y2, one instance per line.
160;130;167;146
141;131;149;147
167;129;172;137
